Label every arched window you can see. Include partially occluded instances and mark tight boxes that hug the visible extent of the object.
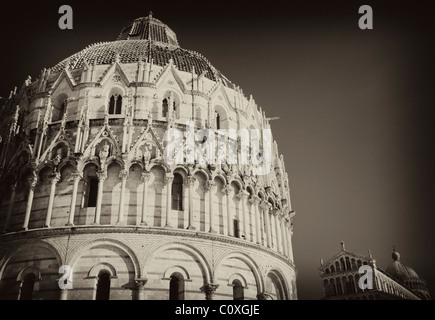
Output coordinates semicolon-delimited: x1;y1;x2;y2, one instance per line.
162;99;169;118
169;272;185;300
351;259;357;270
96;271;111;300
171;173;183;211
162;98;176;118
345;257;351;270
216;111;221;130
53;100;67;122
20;273;36;300
109;95;122;115
232;279;244;300
59;100;67;120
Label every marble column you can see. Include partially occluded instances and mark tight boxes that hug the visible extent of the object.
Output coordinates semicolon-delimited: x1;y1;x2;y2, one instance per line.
44;172;61;227
59;289;68;300
66;172;82;226
249;195;261;244
237;190;249;240
4;182;17;233
222;185;233;236
187;176;196;230
140;172;151;226
135;279;148;300
280;216;288;257
94;170;107;225
205;181;216;233
273;211;282;253
200;283;219;300
117;170;129;225
165;174;174;228
260;201;272;248
22;176;38;231
287;224;294;261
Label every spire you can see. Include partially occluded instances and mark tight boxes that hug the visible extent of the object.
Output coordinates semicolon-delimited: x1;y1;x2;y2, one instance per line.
340;241;346;252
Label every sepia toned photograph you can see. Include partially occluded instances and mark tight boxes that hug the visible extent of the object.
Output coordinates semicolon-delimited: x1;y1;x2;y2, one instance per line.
0;0;433;307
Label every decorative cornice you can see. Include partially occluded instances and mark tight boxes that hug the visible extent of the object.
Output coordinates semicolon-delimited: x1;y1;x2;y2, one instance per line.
0;225;295;269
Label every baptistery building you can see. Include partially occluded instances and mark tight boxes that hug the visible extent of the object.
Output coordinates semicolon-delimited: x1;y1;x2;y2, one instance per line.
0;13;297;300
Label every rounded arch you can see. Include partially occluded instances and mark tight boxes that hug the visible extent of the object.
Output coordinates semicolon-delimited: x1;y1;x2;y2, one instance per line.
192;168;212;181
50;140;72;160
215;251;263;293
147;162;171;174
228;273;248;288
172;166;189;179
266;269;289;300
142;242;212;285
105;157;124;171
0;240;63;281
128;161;144;171
88;262;117;278
36;163;55;178
214;105;229;129
80;160;101;173
163;265;191;280
229;178;243;191
16;265;42;282
68;238;141;279
257;190;266;200
57;158;77;173
212;173;227;186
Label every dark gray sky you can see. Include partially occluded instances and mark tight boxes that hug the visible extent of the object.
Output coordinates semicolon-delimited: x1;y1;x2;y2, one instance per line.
0;0;434;300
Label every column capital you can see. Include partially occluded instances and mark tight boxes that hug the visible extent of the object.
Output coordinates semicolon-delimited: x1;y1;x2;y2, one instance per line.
200;283;219;299
96;170;107;182
28;176;38;189
187;175;196;187
69;172;82;181
166;174;174;184
259;201;272;211
119;169;129;179
134;278;148;289
50;172;61;184
249;195;261;205
141;171;151;182
204;180;215;192
221;185;233;196
237;190;249;200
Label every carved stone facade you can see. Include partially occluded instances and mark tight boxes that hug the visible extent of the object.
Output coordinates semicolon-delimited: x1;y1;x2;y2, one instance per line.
0;13;297;300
